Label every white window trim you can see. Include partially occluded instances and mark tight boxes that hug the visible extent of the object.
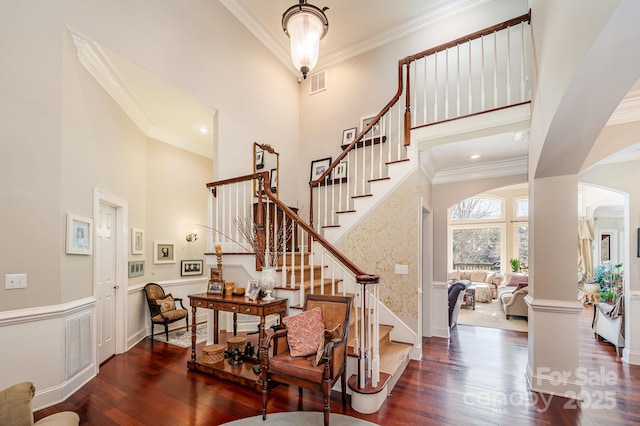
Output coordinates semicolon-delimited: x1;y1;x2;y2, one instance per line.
514;196;529;219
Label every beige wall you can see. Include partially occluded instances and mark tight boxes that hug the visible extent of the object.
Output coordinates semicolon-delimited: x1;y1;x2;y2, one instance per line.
0;0;299;312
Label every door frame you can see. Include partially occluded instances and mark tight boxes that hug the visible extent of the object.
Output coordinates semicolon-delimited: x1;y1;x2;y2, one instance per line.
93;188;128;367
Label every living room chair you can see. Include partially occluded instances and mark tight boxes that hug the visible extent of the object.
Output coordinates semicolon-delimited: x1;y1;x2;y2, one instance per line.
0;382;79;425
143;283;189;344
499;285;529;319
448;281;468;328
260;294;352;426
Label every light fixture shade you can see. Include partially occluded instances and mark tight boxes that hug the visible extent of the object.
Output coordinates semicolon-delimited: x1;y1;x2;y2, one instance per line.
282;1;329;79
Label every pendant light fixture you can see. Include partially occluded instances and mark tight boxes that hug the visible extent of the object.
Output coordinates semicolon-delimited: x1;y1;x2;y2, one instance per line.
282;0;329;80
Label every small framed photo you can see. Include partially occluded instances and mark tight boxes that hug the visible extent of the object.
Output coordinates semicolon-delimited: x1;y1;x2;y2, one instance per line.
255;150;264;170
131;228;144;255
342;127;357;147
310;157;332;182
246;279;260;301
334;161;348;180
207;280;224;295
66;213;93;255
128;260;145;277
270;168;278;193
181;260;203;276
154;241;175;264
361;115;384;140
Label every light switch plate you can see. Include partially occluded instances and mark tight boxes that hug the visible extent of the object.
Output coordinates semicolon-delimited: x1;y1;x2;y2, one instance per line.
394;264;408;275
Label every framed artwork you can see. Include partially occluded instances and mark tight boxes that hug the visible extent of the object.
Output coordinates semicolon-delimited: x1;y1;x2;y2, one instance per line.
342;127;357;147
131;228;144;255
334;161;348;180
66;213;93;255
181;260;203;276
255;150;264;170
270;168;278;193
207;280;224;295
310;157;332;182
153;241;175;264
128;260;145;277
246;279;260;301
361;115;384;140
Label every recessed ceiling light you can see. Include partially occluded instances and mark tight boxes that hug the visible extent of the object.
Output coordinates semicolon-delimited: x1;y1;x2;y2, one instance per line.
197;125;209;134
469;154;481;160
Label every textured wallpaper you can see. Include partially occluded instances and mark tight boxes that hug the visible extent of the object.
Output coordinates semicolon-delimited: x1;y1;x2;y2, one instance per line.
336;172;420;331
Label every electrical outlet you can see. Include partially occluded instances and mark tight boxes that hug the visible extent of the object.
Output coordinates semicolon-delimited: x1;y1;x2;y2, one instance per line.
5;273;27;289
394;264;408;275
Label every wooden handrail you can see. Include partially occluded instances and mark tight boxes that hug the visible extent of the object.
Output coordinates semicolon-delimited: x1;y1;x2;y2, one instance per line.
205;173;379;284
402;11;531;64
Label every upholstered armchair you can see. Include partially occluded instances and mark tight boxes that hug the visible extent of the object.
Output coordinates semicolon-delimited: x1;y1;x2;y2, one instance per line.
261;294;352;426
593;297;624;356
0;382;79;425
143;283;189;343
499;285;529;319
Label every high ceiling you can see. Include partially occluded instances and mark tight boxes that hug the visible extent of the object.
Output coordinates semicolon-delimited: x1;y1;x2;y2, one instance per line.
71;1;639;181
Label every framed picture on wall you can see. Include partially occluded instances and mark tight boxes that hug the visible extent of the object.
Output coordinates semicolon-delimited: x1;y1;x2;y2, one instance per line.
361;115;384;141
310;157;332;182
341;127;357;148
181;260;203;276
66;213;93;255
128;260;145;277
154;241;175;264
256;150;264;170
333;161;348;180
131;228;144;255
270;168;278;193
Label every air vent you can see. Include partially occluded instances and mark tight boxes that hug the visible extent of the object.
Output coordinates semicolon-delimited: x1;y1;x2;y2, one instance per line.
309;70;327;95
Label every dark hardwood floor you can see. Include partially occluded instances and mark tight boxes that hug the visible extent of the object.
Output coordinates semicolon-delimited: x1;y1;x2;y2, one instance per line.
36;305;640;425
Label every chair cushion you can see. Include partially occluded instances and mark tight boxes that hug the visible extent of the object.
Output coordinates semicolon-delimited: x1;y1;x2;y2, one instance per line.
156;294;176;313
269;351;324;383
282;307;325;357
152;309;187;323
0;381;34;425
506;274;528;286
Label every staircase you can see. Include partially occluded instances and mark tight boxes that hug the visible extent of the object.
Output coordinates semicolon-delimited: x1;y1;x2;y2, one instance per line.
272;250;413;400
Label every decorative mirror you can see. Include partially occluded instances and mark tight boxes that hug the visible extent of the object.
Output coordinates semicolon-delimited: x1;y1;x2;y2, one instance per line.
253;142;279;195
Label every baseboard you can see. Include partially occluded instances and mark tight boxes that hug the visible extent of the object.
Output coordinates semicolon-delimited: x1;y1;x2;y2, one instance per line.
432;326;450;338
33;364;96;411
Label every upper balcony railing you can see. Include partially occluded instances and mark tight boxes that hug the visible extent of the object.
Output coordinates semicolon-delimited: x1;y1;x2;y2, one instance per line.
309;12;531;234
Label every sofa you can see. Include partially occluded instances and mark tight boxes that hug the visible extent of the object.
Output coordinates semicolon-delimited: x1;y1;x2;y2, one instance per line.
497;273;528;297
447;269;504;299
499;284;529;319
0;382;79;425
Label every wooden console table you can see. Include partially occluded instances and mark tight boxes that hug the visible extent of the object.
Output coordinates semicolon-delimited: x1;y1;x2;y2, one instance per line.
187;293;287;389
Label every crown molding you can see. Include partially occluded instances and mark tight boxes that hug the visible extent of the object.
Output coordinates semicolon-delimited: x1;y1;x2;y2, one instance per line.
606;90;640;126
67;27;214;158
222;0;491;78
432;157;527;184
318;0;491;71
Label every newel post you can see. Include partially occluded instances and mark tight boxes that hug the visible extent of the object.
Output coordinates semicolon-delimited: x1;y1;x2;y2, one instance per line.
404;61;411;147
356;274;380;388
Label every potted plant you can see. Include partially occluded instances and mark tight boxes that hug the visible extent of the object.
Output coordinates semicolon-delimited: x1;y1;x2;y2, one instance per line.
509;257;521;272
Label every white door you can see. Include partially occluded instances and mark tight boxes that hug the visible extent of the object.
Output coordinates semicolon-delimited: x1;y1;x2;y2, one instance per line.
97;202;117;364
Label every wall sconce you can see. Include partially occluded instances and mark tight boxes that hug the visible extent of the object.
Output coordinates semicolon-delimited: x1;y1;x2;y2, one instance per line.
186;230;198;243
282;0;329;80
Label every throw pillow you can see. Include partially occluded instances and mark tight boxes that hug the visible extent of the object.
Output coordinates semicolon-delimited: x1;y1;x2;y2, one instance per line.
282;307;325;357
156;294;176;313
506;274;528;287
514;283;528;293
314;323;343;366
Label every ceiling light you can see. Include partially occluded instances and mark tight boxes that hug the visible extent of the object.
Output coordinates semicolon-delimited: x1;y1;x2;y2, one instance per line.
282;0;329;80
197;125;209;134
470;154;481;160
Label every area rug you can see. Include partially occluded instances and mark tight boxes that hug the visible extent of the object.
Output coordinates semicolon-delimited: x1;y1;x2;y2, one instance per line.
222;412;378;426
152;325;207;347
457;300;528;332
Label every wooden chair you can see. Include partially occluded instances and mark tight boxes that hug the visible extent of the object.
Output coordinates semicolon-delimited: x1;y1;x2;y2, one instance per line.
143;283;189;344
261;294;352;426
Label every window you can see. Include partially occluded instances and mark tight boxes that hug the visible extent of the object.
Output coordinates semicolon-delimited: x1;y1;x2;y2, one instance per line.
516;224;529;267
450;197;503;222
448;196;506;270
515;197;528;218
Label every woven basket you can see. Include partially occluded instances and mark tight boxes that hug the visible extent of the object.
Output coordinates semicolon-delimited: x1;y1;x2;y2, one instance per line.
227;336;247;353
202;344;225;364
